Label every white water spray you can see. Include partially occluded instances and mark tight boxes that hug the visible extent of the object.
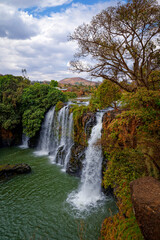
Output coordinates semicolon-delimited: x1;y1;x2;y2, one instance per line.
19;134;29;149
49;106;73;170
63;112;74;170
67;111;105;210
35;106;55;156
35;105;73;171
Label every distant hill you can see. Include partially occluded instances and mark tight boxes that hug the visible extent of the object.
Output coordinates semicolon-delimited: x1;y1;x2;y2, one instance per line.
59;77;99;86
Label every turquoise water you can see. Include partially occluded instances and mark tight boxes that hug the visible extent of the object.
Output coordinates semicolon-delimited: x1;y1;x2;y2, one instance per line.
0;147;117;240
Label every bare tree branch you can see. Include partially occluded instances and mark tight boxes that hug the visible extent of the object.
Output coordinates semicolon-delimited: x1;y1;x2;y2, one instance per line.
70;0;160;92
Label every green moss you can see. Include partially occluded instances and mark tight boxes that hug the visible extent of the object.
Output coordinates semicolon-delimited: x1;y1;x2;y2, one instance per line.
55;101;65;112
101;149;146;239
70;105;89;145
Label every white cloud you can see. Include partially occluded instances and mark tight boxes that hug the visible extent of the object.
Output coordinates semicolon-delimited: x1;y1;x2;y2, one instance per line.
0;4;39;39
0;0;72;9
0;1;119;81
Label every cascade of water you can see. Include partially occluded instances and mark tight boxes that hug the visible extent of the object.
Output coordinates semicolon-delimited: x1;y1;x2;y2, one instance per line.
49;106;74;169
34;104;74;170
63;112;74;170
19;134;29;149
35;106;55;156
67;111;104;210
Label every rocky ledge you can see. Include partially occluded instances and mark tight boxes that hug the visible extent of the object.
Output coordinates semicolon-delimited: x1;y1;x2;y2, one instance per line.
130;176;160;240
0;164;31;179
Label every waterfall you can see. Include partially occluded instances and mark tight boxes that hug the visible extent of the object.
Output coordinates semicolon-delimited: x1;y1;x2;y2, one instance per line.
49;106;74;170
35;106;55;156
67;111;104;210
63;112;74;170
19;134;29;149
35;105;73;171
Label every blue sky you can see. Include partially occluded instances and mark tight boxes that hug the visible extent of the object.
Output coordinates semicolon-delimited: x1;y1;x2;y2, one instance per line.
23;0;107;16
24;0;104;15
0;0;119;81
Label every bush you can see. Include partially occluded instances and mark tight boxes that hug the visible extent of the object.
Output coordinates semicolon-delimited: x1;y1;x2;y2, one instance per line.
21;83;67;137
90;79;121;110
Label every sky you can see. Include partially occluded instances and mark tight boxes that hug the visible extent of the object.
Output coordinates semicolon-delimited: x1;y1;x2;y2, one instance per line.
0;0;159;82
0;0;121;81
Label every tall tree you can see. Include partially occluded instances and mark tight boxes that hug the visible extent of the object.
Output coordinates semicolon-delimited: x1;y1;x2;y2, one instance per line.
70;0;160;92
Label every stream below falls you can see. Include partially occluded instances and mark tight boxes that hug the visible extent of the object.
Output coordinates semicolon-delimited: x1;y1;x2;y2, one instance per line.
0;147;117;240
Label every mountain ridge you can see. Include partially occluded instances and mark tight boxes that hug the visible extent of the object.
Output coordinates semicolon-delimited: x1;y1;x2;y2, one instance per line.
59;77;99;86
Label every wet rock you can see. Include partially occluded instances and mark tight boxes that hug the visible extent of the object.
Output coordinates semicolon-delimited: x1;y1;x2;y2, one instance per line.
66;144;86;177
0;164;31;179
83;112;96;138
130;176;160;240
28;131;40;148
0;126;22;148
55;145;65;165
67;112;96;177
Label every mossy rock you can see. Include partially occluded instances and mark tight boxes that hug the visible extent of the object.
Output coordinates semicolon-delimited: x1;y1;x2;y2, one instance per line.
0;163;31;179
55;101;65;112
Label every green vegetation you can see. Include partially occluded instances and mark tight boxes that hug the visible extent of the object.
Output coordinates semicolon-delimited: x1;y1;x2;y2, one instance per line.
90;79;121;110
0;0;160;238
70;105;91;145
64;91;77;99
0;75;67;138
55;101;65;112
0;75;30;130
50;80;58;88
21;83;67;137
70;0;160;236
101;151;145;240
100;86;160;239
121;88;160;135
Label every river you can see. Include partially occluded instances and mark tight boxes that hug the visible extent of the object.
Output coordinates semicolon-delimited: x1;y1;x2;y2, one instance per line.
0;147;117;240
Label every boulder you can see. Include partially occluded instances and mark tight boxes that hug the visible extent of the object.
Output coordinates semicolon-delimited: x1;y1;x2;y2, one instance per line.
0;164;31;179
130;176;160;240
66;144;86;177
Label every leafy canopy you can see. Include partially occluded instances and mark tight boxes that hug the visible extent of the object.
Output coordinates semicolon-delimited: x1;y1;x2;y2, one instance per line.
0;75;30;129
90;79;122;110
0;75;67;137
50;80;58;88
21;83;67;137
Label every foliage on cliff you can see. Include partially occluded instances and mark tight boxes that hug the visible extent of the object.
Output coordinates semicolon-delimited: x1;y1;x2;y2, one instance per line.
100;87;160;239
101;149;146;240
64;91;77;99
0;75;30;130
70;105;91;145
0;75;67;138
21;83;67;137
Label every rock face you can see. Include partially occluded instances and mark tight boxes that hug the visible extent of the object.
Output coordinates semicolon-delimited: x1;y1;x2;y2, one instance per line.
0;126;22;148
28;130;40;148
130;177;160;240
67;144;86;177
0;164;31;179
67;112;96;177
